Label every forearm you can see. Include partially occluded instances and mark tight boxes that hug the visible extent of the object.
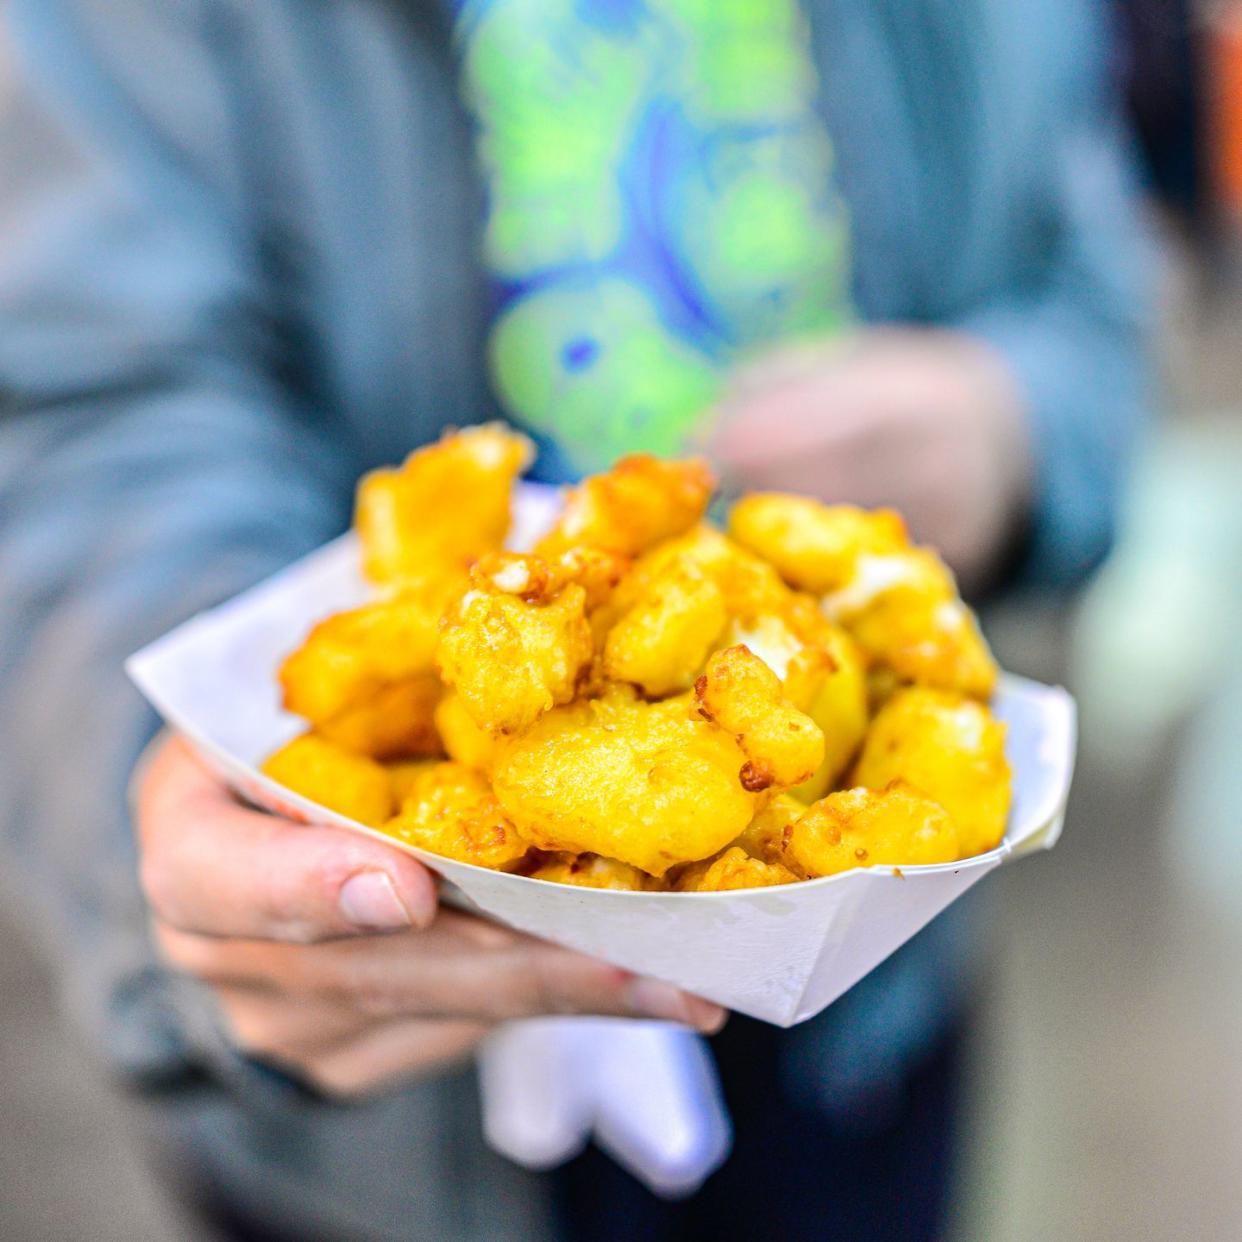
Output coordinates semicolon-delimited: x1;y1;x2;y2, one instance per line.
0;383;348;1086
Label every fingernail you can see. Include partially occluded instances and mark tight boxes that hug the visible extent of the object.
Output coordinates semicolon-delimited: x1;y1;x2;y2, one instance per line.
626;977;706;1027
339;871;412;932
688;999;729;1035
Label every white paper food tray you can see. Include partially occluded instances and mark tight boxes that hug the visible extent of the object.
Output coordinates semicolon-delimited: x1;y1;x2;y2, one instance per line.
127;484;1075;1027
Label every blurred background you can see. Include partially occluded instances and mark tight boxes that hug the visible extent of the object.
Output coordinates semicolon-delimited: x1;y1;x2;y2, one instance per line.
3;2;1242;1239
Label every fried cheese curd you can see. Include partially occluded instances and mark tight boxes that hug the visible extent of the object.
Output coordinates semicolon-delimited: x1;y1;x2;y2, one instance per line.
590;527;747;696
535;453;715;558
385;759;440;805
433;692;497;772
784;784;962;877
261;734;395;827
525;853;653;891
603;526;868;797
491;684;759;877
356;422;533;586
278;594;449;758
435;553;594;735
724;602;868;802
730;493;997;700
674;846;798;892
694;645;825;792
313;673;443;759
602;555;728;697
730;494;909;593
853;687;1011;857
733;793;804;868
264;431;1013;889
277;428;534;759
382;761;530;871
822;548;997;700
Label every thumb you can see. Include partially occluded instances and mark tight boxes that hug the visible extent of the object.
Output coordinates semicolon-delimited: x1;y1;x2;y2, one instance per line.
137;736;439;942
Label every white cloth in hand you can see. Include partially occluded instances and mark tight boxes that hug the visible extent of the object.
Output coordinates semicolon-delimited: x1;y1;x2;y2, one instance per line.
478;1017;732;1198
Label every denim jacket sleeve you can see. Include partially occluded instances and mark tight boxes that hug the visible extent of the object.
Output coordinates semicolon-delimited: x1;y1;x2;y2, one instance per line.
0;0;351;1088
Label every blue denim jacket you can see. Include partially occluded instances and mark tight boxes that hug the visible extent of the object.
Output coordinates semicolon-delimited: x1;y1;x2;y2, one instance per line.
0;1;1149;1237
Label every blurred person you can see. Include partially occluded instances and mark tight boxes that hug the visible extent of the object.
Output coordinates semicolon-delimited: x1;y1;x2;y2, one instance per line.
1114;0;1213;240
0;2;1149;1241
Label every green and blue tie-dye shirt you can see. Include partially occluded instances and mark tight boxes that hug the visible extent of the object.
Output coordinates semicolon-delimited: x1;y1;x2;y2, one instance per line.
451;0;852;473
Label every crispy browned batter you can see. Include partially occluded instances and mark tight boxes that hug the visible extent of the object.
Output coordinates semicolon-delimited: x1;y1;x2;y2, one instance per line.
383;761;530;871
785;784;961;878
673;846;798;892
526;853;653;891
436;553;594;735
694;645;825;791
732;793;805;868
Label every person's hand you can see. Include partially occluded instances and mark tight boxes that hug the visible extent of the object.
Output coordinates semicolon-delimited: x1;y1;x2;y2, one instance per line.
709;328;1034;590
137;737;725;1098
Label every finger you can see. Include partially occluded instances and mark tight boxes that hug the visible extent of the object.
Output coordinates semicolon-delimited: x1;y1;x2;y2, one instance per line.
300;1019;490;1099
311;918;729;1031
151;909;523;991
212;982;377;1061
726;336;858;399
214;981;488;1096
158;911;727;1032
711;377;879;470
717;414;889;504
138;736;438;941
